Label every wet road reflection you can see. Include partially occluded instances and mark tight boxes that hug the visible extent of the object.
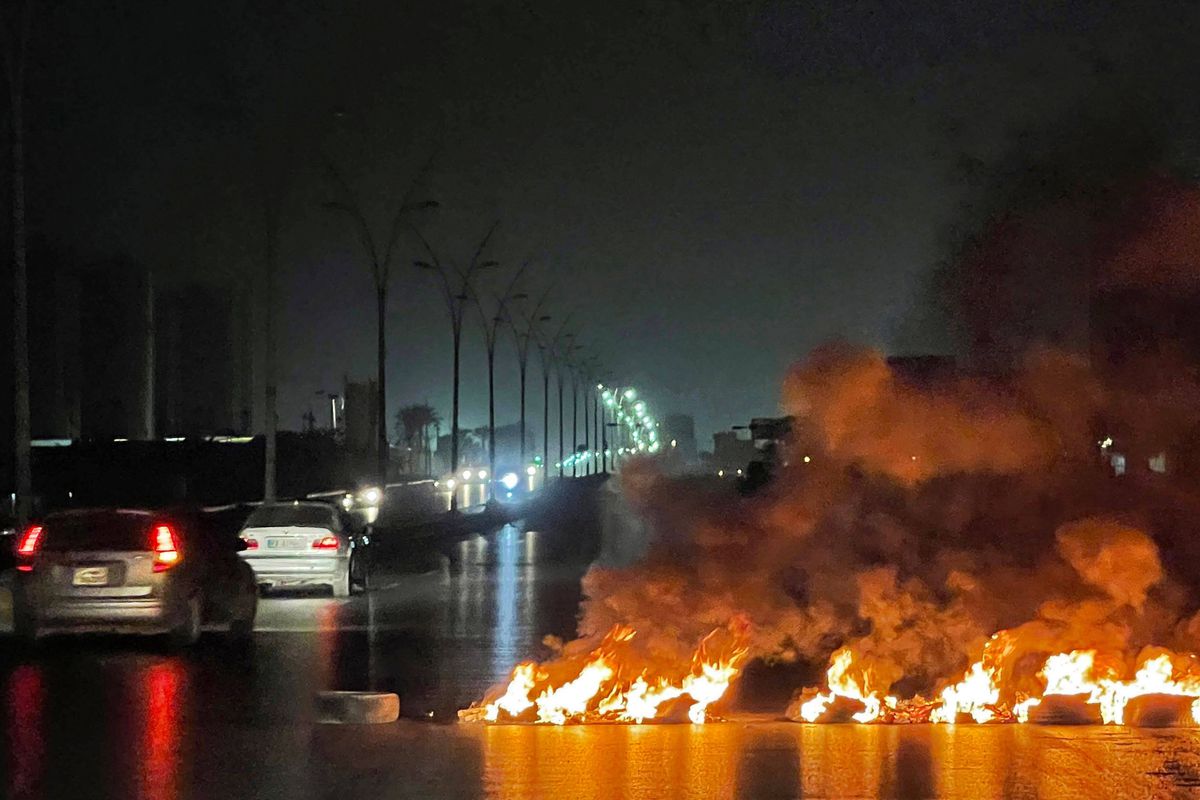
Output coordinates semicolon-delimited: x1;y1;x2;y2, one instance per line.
5;513;1200;798
303;719;1200;799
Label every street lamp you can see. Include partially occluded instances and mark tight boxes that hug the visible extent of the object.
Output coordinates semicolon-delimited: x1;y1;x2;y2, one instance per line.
413;222;500;510
324;160;438;486
507;285;552;470
471;264;528;503
536;314;575;480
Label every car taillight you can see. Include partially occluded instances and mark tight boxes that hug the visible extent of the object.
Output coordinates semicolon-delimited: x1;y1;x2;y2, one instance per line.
241;536;259;550
152;523;181;572
312;535;340;551
16;524;43;557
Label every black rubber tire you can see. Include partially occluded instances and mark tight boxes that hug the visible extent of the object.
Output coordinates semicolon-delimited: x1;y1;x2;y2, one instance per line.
314;691;399;724
332;568;350;598
350;552;369;595
168;594;202;647
12;609;38;643
228;593;257;639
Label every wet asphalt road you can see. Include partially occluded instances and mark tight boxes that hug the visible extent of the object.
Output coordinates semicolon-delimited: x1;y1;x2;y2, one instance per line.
4;513;1200;798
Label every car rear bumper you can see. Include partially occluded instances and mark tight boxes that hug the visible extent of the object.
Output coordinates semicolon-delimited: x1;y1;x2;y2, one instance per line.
31;597;179;635
241;555;348;587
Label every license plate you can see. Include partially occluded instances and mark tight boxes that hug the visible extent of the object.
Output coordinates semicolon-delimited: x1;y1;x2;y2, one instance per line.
267;538;306;550
73;566;110;586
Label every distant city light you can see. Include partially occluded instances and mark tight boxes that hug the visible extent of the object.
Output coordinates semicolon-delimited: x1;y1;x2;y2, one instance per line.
501;472;520;490
526;466;537;476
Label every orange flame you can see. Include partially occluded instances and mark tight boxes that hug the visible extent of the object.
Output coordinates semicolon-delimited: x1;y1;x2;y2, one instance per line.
462;622;750;724
798;638;1200;726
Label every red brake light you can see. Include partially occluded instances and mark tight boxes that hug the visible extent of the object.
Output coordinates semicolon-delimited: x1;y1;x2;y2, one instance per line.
312;535;340;551
241;536;259;550
16;525;43;557
152;523;181;571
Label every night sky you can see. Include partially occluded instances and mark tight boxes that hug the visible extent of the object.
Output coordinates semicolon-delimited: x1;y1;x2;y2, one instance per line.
17;1;1200;444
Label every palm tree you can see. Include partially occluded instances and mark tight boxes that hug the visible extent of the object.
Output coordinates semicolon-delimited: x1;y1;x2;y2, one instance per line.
395;403;440;475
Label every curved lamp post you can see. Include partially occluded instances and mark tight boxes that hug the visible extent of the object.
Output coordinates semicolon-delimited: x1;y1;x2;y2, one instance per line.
413;222;499;510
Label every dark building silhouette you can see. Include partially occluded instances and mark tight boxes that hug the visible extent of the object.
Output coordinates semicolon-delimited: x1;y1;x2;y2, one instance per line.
155;283;239;435
343;379;379;456
29;240;82;439
662;413;697;464
79;259;155;440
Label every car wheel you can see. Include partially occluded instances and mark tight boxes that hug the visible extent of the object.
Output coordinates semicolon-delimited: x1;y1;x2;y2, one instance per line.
13;609;39;644
332;567;351;598
350;553;369;594
229;593;257;639
169;594;203;647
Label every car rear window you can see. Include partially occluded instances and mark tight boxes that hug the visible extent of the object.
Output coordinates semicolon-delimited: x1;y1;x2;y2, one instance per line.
244;505;335;528
42;513;153;552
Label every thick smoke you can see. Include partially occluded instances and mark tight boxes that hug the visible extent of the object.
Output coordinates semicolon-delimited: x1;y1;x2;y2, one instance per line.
574;177;1200;703
578;344;1200;701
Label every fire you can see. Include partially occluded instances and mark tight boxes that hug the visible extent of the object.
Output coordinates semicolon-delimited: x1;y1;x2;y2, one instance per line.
797;647;890;723
929;659;1001;724
483;662;539;722
796;640;1200;726
461;622;749;724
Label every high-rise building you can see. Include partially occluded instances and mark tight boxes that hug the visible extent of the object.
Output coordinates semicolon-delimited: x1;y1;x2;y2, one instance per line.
155;283;240;435
662;413;697;464
78;259;155;440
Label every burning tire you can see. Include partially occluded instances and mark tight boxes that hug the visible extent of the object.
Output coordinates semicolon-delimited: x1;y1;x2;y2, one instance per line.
1026;695;1103;725
315;691;399;724
1123;694;1197;727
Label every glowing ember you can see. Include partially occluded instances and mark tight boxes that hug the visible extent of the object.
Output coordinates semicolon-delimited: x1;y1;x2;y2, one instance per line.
461;622;749;724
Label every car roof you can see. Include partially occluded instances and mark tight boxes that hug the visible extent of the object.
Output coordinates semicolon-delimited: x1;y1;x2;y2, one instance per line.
45;508;154;519
257;500;334;509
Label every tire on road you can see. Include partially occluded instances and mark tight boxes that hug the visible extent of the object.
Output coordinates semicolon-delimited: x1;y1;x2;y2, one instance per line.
350;552;369;595
168;594;203;648
314;691;399;724
332;567;351;598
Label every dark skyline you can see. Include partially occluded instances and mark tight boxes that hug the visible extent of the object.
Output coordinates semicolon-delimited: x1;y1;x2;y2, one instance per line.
13;1;1200;443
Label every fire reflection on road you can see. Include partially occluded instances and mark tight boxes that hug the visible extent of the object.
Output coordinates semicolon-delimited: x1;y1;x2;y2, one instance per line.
467;721;1200;799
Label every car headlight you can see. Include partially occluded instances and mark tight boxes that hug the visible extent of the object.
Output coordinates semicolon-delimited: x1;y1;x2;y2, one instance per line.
477;469;488;480
359;487;382;505
445;478;457;490
501;472;520;490
525;466;537;476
